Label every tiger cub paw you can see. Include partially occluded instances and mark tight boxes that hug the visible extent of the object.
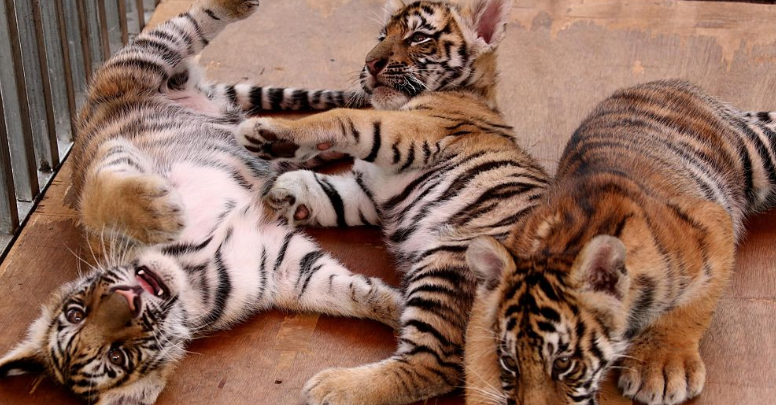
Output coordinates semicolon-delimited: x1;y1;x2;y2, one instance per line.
617;338;705;405
196;0;260;21
237;117;329;161
303;366;382;405
84;174;186;245
262;171;317;226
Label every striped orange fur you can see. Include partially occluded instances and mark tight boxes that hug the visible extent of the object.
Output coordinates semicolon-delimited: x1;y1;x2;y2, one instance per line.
465;80;776;405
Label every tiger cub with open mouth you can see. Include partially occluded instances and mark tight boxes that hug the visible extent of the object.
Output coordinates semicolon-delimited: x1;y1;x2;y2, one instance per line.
236;1;550;404
0;1;400;404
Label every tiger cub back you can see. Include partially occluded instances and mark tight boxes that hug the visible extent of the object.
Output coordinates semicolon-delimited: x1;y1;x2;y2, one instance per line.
465;79;776;405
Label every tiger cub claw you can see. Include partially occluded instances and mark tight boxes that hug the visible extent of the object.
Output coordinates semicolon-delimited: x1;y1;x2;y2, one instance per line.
617;339;705;405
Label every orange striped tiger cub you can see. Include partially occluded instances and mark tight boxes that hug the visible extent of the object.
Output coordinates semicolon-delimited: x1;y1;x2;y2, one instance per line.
0;1;399;404
465;80;776;405
236;1;549;405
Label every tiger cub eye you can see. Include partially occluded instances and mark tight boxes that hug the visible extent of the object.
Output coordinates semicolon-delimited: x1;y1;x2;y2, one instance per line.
108;349;125;366
66;308;85;324
553;357;572;374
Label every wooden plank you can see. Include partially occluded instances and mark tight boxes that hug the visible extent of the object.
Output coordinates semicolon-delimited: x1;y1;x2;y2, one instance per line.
1;1;775;405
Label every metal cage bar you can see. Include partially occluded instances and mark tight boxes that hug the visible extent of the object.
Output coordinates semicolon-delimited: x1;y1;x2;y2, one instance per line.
1;0;41;201
135;0;145;32
0;0;159;257
54;0;78;142
117;0;129;45
0;83;19;235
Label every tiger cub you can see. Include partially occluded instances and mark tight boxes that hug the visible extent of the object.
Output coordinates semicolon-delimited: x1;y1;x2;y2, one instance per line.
0;1;401;404
464;80;776;405
235;1;549;404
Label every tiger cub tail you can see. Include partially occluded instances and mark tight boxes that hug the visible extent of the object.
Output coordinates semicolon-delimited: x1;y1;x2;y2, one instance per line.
740;109;776;212
207;83;369;112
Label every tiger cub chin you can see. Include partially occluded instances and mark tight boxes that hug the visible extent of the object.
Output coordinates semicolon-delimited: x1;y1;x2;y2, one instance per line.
0;1;401;404
465;80;776;405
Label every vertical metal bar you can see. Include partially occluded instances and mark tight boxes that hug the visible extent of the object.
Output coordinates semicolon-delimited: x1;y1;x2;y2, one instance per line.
85;0;104;71
135;0;145;32
1;0;40;200
38;0;74;145
76;0;93;80
54;0;78;142
12;0;56;174
0;84;19;234
97;0;111;61
117;0;128;45
31;0;60;169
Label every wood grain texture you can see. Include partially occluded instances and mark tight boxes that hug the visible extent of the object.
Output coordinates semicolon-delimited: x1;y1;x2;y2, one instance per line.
1;1;775;404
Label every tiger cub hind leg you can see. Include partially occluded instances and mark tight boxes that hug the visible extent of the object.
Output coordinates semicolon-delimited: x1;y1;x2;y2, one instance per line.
80;140;185;245
304;255;475;405
268;229;402;327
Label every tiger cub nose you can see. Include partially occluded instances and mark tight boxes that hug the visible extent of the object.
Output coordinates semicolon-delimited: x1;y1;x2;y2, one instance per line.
366;58;388;76
113;286;142;315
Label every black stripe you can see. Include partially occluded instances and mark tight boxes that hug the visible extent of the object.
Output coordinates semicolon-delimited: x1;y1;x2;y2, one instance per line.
162;236;214;255
292;89;311;110
392;141;402;164
314;174;347;227
268;88;284;111
297;250;325;297
399;143;415;171
348;118;360;142
181;12;208;46
363;121;382;162
273;232;295;272
202;246;232;325
257;247;268;300
225;85;238;105
248;86;264;114
203;8;221;20
736;118;776;202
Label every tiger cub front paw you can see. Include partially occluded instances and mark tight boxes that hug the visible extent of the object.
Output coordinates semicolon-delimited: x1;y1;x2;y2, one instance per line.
237;117;331;161
617;336;706;405
262;171;317;226
82;174;186;245
197;0;260;21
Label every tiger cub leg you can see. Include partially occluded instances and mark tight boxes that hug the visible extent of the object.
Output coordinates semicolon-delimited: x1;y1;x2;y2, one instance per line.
304;256;475;405
236;108;451;171
269;229;402;327
263;170;379;227
80;140;185;245
618;203;735;405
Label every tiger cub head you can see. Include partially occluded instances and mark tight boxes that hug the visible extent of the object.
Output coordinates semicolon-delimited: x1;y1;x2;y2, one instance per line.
0;249;191;405
362;0;512;110
465;232;632;405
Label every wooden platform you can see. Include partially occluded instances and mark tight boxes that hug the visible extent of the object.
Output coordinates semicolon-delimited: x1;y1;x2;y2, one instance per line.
1;1;775;404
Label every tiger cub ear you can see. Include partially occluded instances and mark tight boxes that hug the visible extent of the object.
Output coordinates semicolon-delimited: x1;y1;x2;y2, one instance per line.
0;318;48;377
467;236;515;290
572;235;630;300
462;0;513;52
383;0;405;21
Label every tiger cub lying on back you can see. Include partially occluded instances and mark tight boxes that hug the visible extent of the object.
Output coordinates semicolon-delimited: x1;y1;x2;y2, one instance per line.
464;80;776;405
236;1;549;404
0;1;401;404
